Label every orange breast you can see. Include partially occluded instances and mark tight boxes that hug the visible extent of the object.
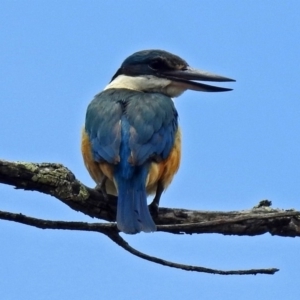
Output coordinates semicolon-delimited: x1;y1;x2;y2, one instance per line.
146;128;181;194
81;129;117;195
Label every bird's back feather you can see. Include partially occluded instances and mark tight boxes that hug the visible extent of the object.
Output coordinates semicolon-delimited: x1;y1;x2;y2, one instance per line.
84;88;178;233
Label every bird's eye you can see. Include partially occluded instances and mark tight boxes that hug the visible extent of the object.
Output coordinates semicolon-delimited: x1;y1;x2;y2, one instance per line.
148;59;167;70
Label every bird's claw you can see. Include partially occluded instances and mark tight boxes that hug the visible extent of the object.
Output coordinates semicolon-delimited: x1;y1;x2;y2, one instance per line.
95;182;109;201
149;201;159;216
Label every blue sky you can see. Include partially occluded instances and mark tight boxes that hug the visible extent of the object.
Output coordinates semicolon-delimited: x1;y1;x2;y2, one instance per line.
1;1;300;299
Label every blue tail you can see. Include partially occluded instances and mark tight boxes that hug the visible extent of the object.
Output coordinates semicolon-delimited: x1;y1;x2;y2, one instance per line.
115;166;156;234
114;117;156;234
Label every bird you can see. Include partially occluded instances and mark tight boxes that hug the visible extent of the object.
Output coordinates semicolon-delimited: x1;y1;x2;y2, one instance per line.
81;49;234;234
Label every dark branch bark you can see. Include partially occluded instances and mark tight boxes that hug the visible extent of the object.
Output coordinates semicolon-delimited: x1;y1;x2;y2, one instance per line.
1;159;299;237
0;159;299;275
0;209;278;275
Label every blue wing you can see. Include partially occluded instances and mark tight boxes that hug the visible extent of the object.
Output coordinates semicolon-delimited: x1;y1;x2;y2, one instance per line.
125;92;178;165
85;89;123;164
85;88;178;166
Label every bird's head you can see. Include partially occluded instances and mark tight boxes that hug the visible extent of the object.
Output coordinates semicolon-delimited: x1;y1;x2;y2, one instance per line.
105;49;235;97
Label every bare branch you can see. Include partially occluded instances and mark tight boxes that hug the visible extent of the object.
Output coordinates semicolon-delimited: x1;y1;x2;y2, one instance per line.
0;209;279;275
157;210;300;236
0;209;116;234
107;232;279;275
0;159;117;221
1;159;300;237
1;159;300;275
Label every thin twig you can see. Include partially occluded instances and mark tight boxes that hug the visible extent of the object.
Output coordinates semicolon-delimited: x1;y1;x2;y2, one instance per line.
105;232;278;275
0;209;279;275
0;209;116;234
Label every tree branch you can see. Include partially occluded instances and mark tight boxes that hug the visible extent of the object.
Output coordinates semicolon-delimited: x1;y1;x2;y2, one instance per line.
1;159;299;237
1;159;299;275
0;209;278;275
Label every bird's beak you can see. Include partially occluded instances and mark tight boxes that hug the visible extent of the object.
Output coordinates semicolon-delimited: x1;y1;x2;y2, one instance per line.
162;67;235;92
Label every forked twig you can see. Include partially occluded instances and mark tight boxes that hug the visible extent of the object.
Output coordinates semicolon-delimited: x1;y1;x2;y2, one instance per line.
0;209;279;275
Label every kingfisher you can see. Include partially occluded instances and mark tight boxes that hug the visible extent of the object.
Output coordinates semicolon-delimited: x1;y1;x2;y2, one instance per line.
81;49;234;234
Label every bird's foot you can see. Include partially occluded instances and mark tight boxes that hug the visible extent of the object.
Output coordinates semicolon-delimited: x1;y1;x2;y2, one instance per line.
149;181;163;217
95;182;108;201
149;201;159;217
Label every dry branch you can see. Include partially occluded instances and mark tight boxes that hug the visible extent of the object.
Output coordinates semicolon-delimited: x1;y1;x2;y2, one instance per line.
1;158;299;275
0;209;278;275
1;159;299;236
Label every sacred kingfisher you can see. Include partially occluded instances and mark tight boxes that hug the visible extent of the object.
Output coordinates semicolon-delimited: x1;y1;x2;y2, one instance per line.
81;49;234;234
